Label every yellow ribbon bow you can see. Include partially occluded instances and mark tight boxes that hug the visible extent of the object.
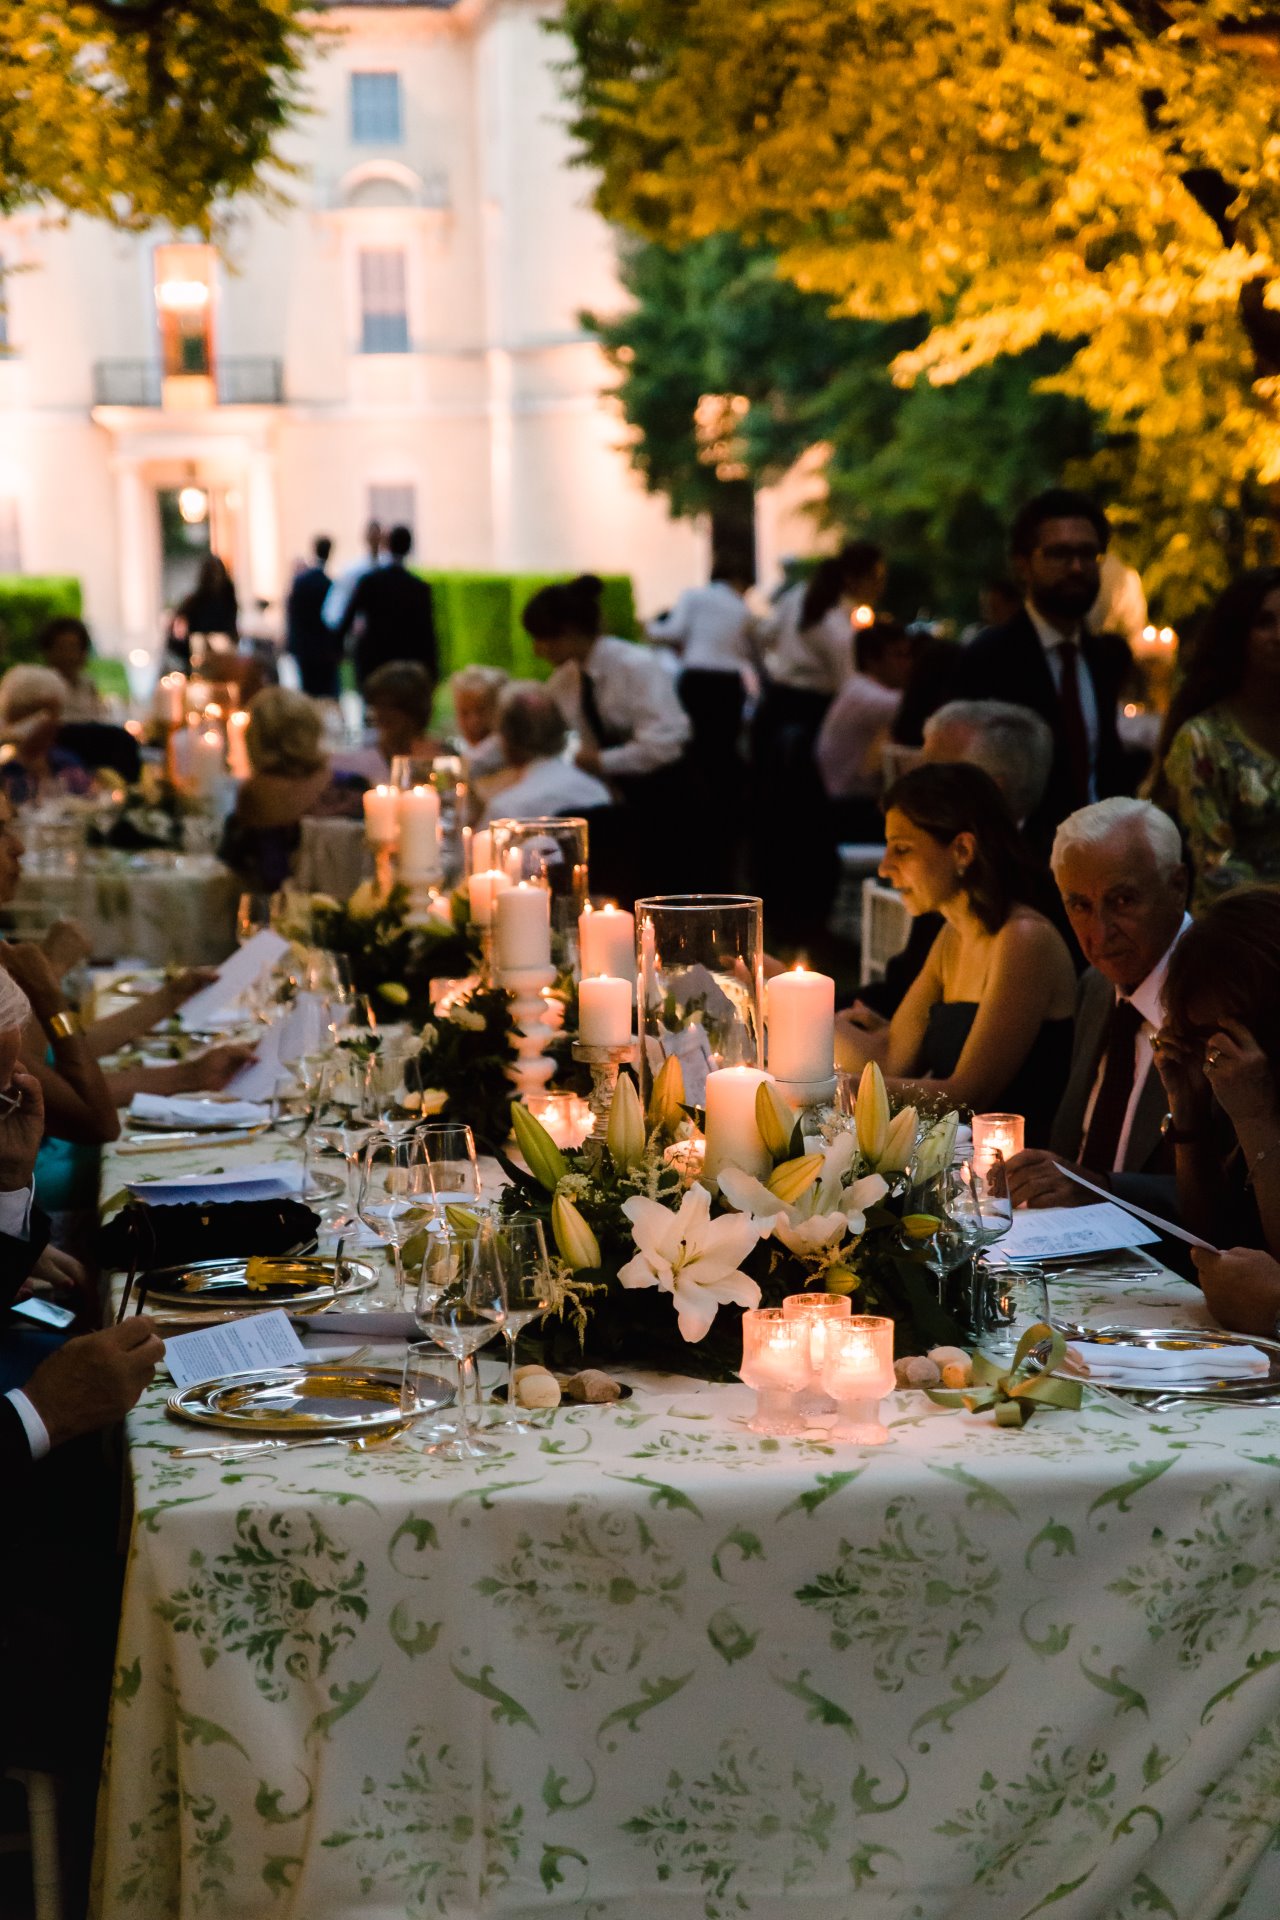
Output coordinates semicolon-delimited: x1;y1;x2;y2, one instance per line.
926;1321;1083;1429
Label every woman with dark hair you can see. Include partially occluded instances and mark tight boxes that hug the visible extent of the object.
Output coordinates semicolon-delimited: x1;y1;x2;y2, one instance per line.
1150;567;1280;909
38;616;106;722
168;553;239;662
836;762;1076;1140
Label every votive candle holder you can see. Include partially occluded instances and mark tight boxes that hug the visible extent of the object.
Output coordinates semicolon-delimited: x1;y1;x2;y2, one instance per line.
819;1315;896;1445
740;1307;812;1435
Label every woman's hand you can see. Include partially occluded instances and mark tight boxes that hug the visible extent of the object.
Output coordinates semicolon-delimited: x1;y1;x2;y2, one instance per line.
175;1042;258;1094
40;918;92;980
1203;1019;1280;1129
1151;1025;1211;1133
0;940;66;1023
1192;1246;1280;1338
158;967;218;1015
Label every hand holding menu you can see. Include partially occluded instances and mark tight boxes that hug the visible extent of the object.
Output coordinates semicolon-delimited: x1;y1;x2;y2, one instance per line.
179;930;289;1032
1001;1202;1161;1262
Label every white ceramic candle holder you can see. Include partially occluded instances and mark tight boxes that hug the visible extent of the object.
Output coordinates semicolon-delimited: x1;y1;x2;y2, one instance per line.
502;963;558;1098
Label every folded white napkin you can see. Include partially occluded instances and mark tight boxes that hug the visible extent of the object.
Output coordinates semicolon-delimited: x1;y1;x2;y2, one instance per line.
1067;1338;1270;1387
128;1093;270;1131
126;1163;305;1207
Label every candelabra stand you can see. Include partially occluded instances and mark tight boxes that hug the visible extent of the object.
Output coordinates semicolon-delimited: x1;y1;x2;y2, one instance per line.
370;841;397;900
469;922;496;989
502;964;558;1098
399;863;441;928
572;1040;636;1145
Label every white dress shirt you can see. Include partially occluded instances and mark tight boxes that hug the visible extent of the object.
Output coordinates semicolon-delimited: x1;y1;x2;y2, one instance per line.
762;584;855;695
648;583;758;675
1;1182;51;1461
479;755;613;824
1026;602;1101;797
815;672;902;800
322;554;385;633
1080;914;1191;1170
547;636;691;778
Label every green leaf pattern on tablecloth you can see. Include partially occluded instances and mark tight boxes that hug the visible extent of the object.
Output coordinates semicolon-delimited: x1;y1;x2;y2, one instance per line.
934;1728;1118;1892
1108;1480;1280;1665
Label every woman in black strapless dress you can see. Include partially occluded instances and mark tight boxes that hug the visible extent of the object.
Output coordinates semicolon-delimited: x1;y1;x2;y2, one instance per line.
836;762;1076;1145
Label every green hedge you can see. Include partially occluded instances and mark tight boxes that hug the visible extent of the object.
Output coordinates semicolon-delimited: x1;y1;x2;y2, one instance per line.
0;576;83;667
422;572;637;682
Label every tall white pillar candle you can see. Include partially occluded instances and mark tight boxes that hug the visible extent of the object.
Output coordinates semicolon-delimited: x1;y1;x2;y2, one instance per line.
578;974;632;1047
495;882;551;972
579;902;635;980
397;785;441;879
190;728;225;796
703;1065;773;1183
363;785;399;846
467;868;512;927
765;966;836;1085
470;828;493;876
157;672;186;727
226;710;251;781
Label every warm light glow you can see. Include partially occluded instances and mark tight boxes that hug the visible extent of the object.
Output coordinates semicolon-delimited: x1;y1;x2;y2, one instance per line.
128;647;150;667
204;703;223;721
853;603;876;627
1158;626;1176;645
1123;703;1139;718
201;729;221;748
178;485;208;525
125;720;144;739
155;278;210;313
1142;623;1157;642
229;710;249;729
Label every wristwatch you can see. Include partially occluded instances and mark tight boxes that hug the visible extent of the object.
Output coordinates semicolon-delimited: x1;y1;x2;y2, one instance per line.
48;1009;82;1040
1159;1111;1197;1145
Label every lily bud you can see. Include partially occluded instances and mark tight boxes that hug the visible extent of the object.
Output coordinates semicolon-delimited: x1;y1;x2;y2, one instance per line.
647;1053;686;1133
855;1062;890;1163
766;1153;824;1206
551;1192;601;1271
755;1080;798;1159
606;1072;646;1170
511;1101;569;1192
913;1110;958;1182
444;1204;480;1237
877;1105;919;1176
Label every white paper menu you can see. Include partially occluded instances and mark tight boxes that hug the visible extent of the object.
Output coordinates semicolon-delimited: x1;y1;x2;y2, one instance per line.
163;1309;307;1390
1000;1201;1161;1262
179;929;290;1031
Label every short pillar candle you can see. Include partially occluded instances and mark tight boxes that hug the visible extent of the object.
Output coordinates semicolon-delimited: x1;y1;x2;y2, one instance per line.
467;868;513;928
578;974;632;1047
579;902;635;980
495;882;552;973
766;966;835;1086
703;1065;773;1183
397;785;441;878
363;785;399;846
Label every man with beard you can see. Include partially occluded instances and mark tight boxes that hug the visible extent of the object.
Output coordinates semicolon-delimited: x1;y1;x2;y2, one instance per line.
954;489;1134;853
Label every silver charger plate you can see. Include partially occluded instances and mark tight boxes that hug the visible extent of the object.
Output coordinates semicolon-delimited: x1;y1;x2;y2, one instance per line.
127;1112;270;1138
1049;1325;1280;1398
168;1364;452;1434
143;1255;377;1315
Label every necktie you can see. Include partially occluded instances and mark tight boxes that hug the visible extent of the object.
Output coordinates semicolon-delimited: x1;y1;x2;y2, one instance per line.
1080;996;1145;1173
579;670;622;750
1056;639;1090;805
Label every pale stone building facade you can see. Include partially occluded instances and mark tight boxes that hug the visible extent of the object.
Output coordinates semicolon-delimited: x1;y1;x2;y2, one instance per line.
0;0;821;657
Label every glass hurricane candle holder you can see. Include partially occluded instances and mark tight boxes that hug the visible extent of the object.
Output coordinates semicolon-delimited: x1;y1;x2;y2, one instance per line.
819;1316;896;1445
784;1289;853;1415
490;817;590;974
635;894;763;1113
740;1307;812;1435
972;1112;1024;1178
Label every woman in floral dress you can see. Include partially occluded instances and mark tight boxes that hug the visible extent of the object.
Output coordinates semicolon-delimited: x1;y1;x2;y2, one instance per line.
1150;568;1280;911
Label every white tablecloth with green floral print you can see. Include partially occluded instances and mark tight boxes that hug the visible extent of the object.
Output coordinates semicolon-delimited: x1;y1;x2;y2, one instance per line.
90;1226;1280;1920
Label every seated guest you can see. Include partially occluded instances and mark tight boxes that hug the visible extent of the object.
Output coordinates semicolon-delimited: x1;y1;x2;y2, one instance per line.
0;665;94;804
816;620;917;841
363;660;442;780
451;664;510;779
1005;798;1189;1213
38;615;107;721
836;762;1076;1142
1153;886;1280;1263
478;683;612;824
220;687;366;893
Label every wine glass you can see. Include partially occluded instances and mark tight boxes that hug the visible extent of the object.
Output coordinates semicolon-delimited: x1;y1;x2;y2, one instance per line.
414;1220;508;1458
901;1170;969;1302
492;1215;554;1428
420;1122;483;1216
270;1059;328;1199
362;1037;424;1142
358;1133;435;1305
312;1063;375;1236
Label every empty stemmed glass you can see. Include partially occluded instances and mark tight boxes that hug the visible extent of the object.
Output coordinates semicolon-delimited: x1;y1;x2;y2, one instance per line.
363;1038;427;1142
313;1058;375;1234
492;1215;555;1429
270;1058;328;1200
358;1133;435;1306
901;1169;969;1303
421;1122;483;1216
414;1220;508;1457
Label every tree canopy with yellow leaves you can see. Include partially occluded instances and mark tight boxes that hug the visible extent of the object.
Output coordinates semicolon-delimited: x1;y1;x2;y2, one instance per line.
0;0;312;232
559;0;1280;604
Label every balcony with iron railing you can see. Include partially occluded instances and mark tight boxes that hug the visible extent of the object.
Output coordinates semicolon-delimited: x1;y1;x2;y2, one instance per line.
91;358;284;408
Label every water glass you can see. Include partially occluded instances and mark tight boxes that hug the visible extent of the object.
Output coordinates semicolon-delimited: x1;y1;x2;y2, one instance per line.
358;1134;435;1305
421;1122;483;1215
414;1220;507;1457
977;1265;1051;1363
492;1215;554;1427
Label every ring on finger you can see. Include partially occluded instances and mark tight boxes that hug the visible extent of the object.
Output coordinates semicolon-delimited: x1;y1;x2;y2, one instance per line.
1206;1049;1222;1068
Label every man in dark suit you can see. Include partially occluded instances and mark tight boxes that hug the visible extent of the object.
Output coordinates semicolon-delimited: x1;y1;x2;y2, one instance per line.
1005;796;1190;1217
339;522;438;691
285;534;338;700
954;488;1134;852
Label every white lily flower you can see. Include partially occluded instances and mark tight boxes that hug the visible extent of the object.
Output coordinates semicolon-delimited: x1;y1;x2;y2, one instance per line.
876;1106;919;1176
618;1184;760;1342
719;1138;887;1258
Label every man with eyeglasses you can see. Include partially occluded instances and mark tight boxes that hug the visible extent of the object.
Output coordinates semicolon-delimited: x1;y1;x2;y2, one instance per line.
954;488;1135;852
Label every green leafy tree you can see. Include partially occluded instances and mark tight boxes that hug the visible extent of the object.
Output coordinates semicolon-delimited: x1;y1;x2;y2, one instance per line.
0;0;313;231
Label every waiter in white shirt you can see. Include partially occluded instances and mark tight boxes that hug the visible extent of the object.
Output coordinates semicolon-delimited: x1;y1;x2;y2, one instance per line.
523;575;694;893
1004;797;1190;1216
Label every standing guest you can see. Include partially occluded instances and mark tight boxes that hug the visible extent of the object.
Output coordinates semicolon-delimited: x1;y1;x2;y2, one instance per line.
0;665;93;803
835;762;1076;1143
953;489;1133;850
450;664;510;779
339;524;437;691
816;619;917;840
168;553;238;659
362;661;441;780
1149;567;1280;910
322;519;383;635
220;687;366;892
762;541;884;711
478;683;612;824
285;536;338;700
1004;798;1189;1214
37;616;106;722
524;575;692;892
649;561;759;786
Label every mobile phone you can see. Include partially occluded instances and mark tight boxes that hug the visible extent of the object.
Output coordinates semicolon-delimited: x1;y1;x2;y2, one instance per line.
11;1297;76;1330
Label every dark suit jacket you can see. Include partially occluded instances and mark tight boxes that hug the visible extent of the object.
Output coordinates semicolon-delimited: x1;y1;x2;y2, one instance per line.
342;561;438;687
286;565;332;657
954;611;1133;849
1050;966;1176;1216
1;1208;54;1482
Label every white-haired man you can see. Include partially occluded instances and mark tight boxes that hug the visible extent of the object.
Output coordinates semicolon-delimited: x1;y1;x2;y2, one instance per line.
1006;796;1190;1211
922;699;1054;832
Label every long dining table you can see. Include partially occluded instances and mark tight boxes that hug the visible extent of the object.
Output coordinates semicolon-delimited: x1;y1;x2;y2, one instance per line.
91;1120;1280;1920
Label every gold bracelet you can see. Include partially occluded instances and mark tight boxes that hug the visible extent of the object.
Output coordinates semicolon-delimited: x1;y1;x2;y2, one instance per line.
48;1009;82;1040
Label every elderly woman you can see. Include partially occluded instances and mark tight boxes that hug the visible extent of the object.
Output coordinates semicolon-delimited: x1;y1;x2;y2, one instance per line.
450;664;509;779
478;682;612;824
0;666;93;805
220;686;366;892
363;660;442;782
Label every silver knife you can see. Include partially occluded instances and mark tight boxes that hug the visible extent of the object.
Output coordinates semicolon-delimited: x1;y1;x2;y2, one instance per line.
169;1434;351;1460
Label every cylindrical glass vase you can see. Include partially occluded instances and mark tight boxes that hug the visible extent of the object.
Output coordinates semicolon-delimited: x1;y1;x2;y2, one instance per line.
490;816;589;975
635;894;764;1111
